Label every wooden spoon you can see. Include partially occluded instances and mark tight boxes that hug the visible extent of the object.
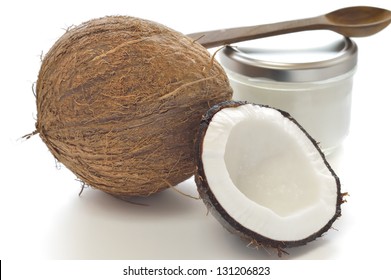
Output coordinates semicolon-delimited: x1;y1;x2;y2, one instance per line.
187;6;391;48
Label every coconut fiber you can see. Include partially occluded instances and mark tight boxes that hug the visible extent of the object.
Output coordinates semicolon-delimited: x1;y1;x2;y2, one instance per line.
35;16;232;197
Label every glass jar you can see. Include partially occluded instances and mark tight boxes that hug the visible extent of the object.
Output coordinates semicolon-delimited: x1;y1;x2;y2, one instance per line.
218;31;358;154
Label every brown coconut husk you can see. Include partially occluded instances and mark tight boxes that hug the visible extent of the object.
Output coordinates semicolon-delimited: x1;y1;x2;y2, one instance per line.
35;16;232;197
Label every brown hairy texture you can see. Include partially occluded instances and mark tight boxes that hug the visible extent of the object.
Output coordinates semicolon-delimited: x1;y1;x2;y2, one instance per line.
35;16;232;197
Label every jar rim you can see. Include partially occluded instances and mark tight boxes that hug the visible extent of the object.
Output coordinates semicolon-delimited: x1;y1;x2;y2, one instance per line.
218;31;358;82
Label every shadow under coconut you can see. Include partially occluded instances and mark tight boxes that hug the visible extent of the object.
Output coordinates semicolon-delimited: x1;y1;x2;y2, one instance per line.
45;173;344;259
203;219;342;260
45;179;214;259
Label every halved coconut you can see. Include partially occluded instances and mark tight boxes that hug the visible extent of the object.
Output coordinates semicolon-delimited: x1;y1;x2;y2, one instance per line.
195;101;343;254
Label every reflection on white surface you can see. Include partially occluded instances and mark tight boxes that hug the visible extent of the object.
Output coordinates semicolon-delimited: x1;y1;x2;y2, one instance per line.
44;179;343;260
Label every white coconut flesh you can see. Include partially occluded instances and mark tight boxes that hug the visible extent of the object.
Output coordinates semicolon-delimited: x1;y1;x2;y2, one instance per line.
201;104;338;241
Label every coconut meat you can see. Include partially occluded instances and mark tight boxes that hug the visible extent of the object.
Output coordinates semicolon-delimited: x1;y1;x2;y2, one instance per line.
201;104;338;241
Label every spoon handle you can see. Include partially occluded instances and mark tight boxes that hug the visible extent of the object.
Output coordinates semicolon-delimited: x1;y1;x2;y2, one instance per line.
187;16;327;48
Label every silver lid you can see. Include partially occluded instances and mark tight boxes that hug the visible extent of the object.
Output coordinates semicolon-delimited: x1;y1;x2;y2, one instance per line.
219;31;358;82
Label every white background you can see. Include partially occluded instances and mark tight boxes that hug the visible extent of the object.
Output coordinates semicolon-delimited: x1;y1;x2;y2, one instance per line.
1;0;390;274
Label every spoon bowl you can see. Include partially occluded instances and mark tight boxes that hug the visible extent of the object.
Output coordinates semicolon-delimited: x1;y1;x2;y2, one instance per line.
187;6;391;48
325;6;391;37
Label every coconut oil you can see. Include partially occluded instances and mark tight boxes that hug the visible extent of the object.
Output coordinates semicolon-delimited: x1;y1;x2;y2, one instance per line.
219;31;358;154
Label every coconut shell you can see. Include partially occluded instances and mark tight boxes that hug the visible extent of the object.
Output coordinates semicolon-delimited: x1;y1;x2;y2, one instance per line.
35;16;232;197
195;101;343;255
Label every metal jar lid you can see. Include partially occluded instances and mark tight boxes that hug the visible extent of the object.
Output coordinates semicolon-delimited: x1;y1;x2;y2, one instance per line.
218;31;358;82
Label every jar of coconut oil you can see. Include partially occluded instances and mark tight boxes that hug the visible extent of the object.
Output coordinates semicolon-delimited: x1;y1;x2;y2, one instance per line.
218;31;358;154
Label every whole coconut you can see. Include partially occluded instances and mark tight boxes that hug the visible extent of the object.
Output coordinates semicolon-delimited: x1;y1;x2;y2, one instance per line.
35;16;232;197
